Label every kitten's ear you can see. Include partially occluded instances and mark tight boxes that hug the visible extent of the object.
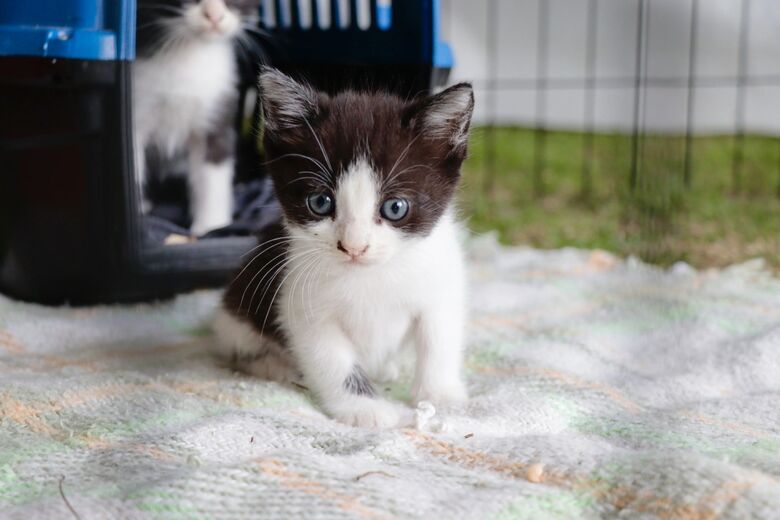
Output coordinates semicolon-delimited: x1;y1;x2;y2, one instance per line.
406;83;475;158
259;68;322;134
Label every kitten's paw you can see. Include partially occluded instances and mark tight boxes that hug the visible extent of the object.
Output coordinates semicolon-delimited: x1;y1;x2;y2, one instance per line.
329;398;401;429
413;380;468;408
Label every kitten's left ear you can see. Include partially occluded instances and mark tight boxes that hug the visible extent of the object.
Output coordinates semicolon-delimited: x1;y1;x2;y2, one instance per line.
259;67;322;135
406;83;475;158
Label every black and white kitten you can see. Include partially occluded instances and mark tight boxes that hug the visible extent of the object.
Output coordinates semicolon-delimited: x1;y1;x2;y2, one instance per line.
134;0;261;235
213;69;475;428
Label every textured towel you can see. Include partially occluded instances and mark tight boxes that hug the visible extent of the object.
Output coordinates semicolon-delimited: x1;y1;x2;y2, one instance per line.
1;236;779;519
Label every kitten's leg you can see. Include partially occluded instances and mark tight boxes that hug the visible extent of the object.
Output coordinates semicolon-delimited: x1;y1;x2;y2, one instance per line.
211;308;300;384
290;322;401;428
411;301;468;407
133;131;151;213
188;130;235;236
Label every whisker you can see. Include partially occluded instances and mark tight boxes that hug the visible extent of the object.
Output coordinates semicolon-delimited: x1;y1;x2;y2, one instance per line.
292;170;334;190
240;248;290;311
138;4;184;15
383;133;423;190
300;255;320;324
233;36;257;63
238;234;318;262
136;19;175;31
235;31;266;55
257;251;319;334
265;153;329;175
242;24;273;38
258;251;317;323
314;261;334;322
288;254;320;325
289;176;331;188
302;116;333;174
240;240;321;313
298;170;330;181
156;22;191;55
238;236;291;261
249;247;319;316
383;163;434;193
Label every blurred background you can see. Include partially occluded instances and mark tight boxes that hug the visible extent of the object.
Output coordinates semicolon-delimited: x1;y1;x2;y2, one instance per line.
3;0;779;305
441;0;780;271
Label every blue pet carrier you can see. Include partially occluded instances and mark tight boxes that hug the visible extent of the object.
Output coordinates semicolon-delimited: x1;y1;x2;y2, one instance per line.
257;0;453;92
0;0;454;305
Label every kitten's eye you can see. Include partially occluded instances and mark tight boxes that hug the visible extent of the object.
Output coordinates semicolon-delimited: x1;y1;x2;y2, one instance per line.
380;198;409;221
307;193;334;216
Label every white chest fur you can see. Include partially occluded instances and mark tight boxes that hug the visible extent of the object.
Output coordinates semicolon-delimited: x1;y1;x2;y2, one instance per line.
132;40;237;155
278;215;466;380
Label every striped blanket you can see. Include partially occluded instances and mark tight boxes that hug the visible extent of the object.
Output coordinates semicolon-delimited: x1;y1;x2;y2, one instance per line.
1;236;779;519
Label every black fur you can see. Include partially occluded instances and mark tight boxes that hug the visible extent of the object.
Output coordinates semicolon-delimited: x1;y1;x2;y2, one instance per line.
260;70;474;236
343;366;376;397
222;222;289;343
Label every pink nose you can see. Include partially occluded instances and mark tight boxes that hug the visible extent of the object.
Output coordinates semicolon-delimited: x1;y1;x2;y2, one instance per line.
337;241;369;259
202;0;226;25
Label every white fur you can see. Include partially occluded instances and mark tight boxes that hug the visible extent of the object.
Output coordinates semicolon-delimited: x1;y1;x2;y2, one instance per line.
132;0;240;234
270;159;467;427
189;153;234;236
212;309;299;383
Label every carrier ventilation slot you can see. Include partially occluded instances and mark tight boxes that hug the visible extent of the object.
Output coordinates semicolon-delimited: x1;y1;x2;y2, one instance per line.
260;0;392;31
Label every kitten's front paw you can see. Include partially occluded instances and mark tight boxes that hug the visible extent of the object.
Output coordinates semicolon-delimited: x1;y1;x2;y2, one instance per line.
413;380;468;408
329;397;400;429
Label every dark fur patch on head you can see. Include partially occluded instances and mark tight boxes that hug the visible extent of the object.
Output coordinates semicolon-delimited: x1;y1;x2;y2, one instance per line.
259;69;474;236
343;365;376;397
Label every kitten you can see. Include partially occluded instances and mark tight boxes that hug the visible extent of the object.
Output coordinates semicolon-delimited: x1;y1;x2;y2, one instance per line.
213;69;475;428
134;0;262;235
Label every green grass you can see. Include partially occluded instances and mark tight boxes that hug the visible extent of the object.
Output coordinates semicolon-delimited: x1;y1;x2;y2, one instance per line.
461;128;780;271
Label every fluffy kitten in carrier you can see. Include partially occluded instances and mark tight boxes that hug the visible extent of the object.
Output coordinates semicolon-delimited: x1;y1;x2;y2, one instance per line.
134;0;262;235
213;69;475;428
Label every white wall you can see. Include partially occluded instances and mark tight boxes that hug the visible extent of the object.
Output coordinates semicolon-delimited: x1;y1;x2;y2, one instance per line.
442;0;780;135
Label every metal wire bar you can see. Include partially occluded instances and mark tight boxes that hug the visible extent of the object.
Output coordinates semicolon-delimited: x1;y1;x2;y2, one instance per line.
630;0;646;191
683;0;700;188
483;0;499;199
474;74;780;90
581;0;599;200
474;0;779;202
777;138;780;198
533;0;550;197
732;0;752;194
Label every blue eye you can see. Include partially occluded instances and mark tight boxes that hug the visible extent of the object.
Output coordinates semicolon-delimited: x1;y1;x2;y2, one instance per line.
307;193;334;216
380;198;409;221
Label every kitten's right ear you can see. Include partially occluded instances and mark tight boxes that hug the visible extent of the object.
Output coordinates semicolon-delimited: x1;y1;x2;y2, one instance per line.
258;68;321;134
404;83;474;160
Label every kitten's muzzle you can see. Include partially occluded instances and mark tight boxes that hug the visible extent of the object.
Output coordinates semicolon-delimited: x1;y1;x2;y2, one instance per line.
337;241;369;261
201;0;227;27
